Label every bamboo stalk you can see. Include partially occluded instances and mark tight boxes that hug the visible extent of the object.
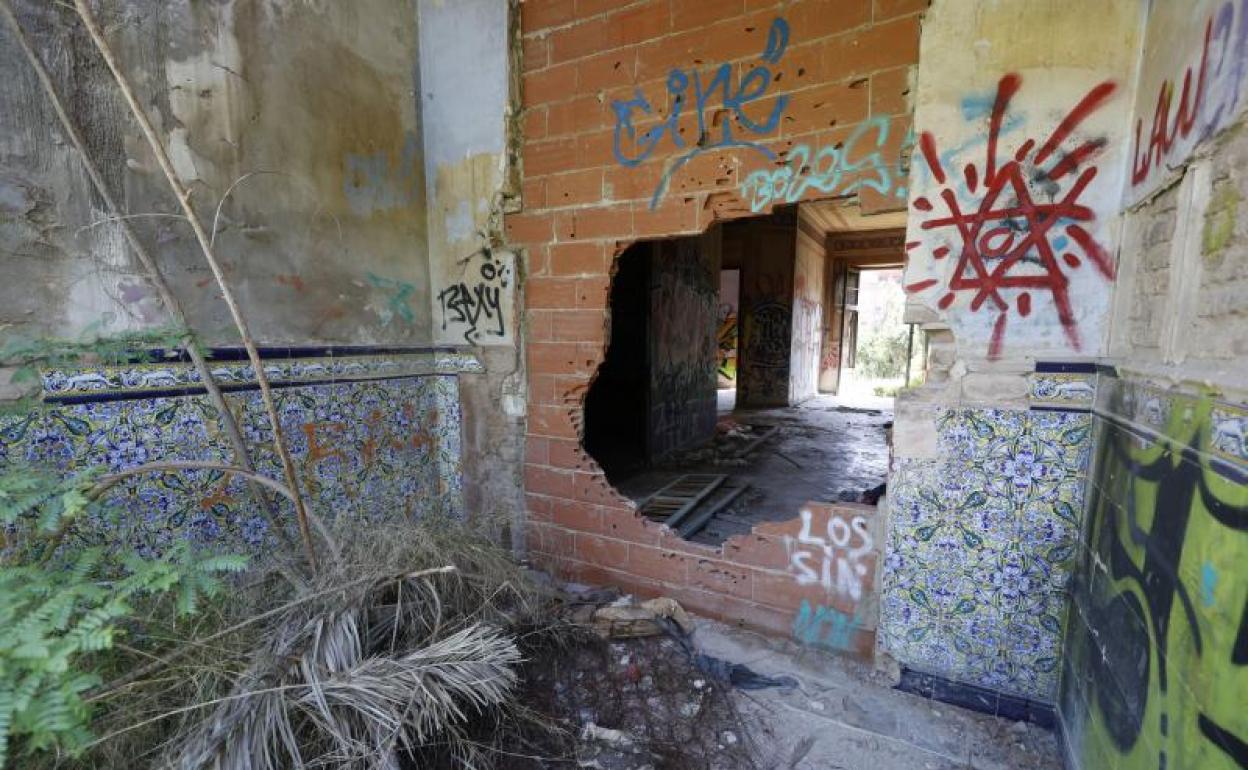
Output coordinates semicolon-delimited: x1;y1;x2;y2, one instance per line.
72;0;318;571
0;0;289;537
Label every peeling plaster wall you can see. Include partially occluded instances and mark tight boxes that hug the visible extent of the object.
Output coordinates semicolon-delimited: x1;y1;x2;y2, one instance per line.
0;0;432;345
417;0;526;541
0;2;499;553
419;0;515;348
1125;0;1248;205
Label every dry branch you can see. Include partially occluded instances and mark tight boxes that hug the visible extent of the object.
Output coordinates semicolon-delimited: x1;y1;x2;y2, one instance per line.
72;0;319;571
0;0;287;535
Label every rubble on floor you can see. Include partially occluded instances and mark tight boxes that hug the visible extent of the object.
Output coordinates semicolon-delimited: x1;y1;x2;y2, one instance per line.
502;585;1063;770
617;396;894;545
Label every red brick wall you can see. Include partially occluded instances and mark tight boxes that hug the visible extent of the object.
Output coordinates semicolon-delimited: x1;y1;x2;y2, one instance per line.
509;0;924;650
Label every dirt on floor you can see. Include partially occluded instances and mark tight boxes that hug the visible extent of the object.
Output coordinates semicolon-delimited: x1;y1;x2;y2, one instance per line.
501;632;759;769
495;590;1063;770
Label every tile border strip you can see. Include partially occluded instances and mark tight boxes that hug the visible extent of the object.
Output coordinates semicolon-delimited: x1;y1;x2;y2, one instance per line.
39;349;483;403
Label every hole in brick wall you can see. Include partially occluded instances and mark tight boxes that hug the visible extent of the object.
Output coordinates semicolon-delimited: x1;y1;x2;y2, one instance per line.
580;204;921;545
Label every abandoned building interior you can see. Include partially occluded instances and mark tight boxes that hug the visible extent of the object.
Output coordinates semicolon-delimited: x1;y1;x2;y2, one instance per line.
585;204;910;544
0;0;1245;768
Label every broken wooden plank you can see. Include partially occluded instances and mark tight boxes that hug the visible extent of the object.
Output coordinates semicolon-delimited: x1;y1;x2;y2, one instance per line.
637;473;726;524
678;483;749;539
732;425;779;459
661;475;727;530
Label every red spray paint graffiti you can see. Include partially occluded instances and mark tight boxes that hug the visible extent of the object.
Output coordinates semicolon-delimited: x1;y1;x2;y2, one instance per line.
906;74;1117;360
1132;0;1248;189
1133;19;1212;187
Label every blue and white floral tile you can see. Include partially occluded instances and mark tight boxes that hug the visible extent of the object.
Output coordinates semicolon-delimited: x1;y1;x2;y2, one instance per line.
1029;372;1097;409
1211;402;1247;463
880;408;1092;703
0;370;464;556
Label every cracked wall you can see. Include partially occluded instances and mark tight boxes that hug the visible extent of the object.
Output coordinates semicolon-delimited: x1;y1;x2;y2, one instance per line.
1;0;432;345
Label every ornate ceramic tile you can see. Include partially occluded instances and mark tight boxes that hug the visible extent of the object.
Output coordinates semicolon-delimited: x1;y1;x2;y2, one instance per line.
1210;403;1248;463
2;357;464;557
40;350;482;398
880;407;1092;703
1029;372;1096;409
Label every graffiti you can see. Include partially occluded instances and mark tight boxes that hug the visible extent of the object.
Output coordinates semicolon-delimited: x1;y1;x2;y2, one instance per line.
906;73;1118;360
743;300;790;369
794;600;865;652
366;272;417;326
1131;0;1248;192
785;506;874;602
1067;389;1247;769
649;239;718;458
740;116;914;212
303;421;349;467
716;304;738;383
739;298;791;404
438;252;512;345
789;295;821;401
612;18;789;208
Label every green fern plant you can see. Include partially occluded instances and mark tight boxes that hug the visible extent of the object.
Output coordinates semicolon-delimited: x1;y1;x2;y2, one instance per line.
0;324;190;416
0;468;247;768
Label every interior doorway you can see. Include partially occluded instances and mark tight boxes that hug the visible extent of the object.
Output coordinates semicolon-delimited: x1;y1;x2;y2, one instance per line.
582;203;916;544
716;269;740;413
834;269;925;407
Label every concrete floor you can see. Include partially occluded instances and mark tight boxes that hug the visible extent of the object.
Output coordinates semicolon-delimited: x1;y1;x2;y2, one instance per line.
617;393;893;543
695;617;1064;770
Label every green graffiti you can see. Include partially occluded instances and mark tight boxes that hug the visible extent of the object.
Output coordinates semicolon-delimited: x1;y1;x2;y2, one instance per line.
1203;182;1241;260
1064;388;1247;770
366;272;416;326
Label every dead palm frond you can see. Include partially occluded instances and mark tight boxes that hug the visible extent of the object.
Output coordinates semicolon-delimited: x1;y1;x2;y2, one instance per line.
171;620;520;770
64;518;554;770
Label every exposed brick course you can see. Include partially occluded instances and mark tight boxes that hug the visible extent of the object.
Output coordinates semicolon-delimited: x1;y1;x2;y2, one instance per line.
509;0;924;655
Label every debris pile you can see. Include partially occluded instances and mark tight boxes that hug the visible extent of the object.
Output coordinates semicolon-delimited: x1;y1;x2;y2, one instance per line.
502;590;784;769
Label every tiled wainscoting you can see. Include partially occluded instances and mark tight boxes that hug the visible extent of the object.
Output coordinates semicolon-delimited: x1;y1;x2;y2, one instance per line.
0;348;479;555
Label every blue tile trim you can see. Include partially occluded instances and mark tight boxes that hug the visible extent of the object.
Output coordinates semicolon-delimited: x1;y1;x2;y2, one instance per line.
897;668;1057;728
37;351;483;404
1034;361;1098;374
104;345;464;365
1030;404;1093;414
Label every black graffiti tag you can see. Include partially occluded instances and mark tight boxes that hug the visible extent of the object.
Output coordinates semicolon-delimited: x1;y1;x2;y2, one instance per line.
1082;415;1248;769
438;258;509;344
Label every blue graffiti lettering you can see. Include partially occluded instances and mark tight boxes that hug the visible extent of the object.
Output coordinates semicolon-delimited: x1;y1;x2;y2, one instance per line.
611;17;790;208
793;600;863;652
739;116;914;212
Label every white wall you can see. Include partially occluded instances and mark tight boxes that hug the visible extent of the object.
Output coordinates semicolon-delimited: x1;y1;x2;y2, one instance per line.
901;0;1141;364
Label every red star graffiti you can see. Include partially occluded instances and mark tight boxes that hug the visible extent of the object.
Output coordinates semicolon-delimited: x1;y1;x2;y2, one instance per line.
905;74;1118;360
